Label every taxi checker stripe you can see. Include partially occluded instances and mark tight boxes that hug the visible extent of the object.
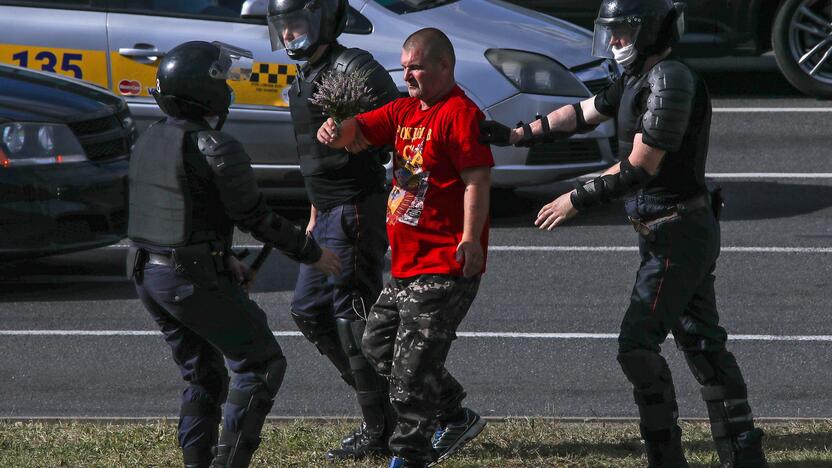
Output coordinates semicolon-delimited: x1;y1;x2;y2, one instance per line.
250;63;295;85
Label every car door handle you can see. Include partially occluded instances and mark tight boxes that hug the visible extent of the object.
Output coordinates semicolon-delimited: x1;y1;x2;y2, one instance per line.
118;48;165;58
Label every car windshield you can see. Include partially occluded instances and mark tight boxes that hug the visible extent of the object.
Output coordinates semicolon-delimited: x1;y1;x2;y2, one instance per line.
373;0;460;14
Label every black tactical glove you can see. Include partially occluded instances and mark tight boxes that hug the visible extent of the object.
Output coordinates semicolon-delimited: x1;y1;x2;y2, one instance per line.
478;120;513;146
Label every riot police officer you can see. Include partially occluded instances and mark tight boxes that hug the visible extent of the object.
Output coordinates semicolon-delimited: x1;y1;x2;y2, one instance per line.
127;41;340;468
266;0;400;460
480;1;768;466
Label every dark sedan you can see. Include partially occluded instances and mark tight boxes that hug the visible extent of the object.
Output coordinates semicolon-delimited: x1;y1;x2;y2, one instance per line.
509;0;832;99
0;64;136;260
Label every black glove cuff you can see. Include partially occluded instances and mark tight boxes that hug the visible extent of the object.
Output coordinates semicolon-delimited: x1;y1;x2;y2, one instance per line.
571;181;591;212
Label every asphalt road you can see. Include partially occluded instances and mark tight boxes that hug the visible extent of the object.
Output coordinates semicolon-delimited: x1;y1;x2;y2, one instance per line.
1;59;830;421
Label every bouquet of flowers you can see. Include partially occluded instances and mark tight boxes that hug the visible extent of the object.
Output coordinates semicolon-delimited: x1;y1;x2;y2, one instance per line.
309;69;377;125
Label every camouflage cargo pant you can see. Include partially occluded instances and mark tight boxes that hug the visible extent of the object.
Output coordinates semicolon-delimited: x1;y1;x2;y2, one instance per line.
361;274;481;464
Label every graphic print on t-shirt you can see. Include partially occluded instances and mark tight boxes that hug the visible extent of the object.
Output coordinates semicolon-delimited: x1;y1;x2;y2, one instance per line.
387;126;431;226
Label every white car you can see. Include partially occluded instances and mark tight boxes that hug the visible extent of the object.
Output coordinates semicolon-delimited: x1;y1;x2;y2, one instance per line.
0;0;618;191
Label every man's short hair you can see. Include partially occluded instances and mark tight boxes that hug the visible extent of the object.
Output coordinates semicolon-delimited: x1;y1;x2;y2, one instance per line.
403;28;456;68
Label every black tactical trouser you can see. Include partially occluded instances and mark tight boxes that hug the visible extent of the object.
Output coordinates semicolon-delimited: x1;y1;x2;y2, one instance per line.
292;191;388;322
135;261;285;467
290;191;394;442
618;205;759;461
362;274;481;464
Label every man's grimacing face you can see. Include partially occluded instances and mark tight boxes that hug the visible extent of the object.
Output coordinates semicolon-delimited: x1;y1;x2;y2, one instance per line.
401;46;450;102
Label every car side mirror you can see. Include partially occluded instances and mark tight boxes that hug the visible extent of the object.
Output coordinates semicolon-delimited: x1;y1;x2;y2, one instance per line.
241;0;267;19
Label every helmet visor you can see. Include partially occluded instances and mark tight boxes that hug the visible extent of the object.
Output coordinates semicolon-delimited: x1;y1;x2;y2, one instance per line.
267;8;322;53
591;19;641;59
209;42;254;81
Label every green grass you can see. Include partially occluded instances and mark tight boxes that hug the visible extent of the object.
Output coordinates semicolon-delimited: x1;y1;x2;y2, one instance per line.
0;419;829;467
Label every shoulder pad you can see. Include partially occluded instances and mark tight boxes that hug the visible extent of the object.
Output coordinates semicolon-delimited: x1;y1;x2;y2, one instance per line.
642;60;696;152
332;47;375;75
647;60;695;91
197;130;249;173
333;46;399;107
197;130;242;156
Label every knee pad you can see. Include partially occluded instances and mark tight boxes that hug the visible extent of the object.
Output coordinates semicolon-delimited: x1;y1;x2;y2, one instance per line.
336;318;365;358
617;349;671;390
260;356;287;397
682;343;744;387
213;358;286;468
336;318;382;386
619;349;679;432
292;313;354;387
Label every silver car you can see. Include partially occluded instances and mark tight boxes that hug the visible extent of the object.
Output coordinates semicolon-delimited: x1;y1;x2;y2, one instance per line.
0;0;617;190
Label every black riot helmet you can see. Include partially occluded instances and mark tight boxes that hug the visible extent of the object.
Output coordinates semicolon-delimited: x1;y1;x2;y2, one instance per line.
592;0;685;72
267;0;348;59
151;41;253;121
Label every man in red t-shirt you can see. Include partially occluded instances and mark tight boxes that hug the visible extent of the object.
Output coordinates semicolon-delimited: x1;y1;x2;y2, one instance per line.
317;27;493;468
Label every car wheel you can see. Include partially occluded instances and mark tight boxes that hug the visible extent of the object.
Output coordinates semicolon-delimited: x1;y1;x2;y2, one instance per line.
772;0;832;99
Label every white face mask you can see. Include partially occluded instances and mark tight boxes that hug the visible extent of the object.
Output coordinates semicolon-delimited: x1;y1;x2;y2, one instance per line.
286;33;311;53
612;43;638;68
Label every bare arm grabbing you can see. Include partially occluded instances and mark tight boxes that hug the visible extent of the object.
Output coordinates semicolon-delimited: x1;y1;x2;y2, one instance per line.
509;97;611;145
479;96;612;146
317;117;365;151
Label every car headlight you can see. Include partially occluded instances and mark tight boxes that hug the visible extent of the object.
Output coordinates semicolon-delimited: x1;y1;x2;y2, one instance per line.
485;49;588;97
0;123;87;168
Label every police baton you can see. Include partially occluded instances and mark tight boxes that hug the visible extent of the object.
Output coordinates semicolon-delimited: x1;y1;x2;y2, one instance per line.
246;243;274;289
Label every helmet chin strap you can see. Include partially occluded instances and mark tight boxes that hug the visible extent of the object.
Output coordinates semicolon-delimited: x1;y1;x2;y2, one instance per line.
214;114;227;131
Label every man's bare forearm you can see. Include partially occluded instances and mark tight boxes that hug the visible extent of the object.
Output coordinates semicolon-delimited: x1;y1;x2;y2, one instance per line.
517;104;577;141
322;118;359;148
461;167;491;243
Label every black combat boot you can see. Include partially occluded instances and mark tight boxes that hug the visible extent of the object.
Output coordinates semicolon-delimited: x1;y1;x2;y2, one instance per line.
183;446;214;468
714;428;768;468
326;318;396;460
642;425;690;468
327;423;391;460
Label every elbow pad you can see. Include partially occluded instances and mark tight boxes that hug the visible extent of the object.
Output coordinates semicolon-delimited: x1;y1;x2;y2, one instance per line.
254;212;322;264
570;157;652;211
572;102;598;134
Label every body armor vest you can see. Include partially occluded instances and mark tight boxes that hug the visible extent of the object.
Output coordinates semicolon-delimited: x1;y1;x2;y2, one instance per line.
617;63;710;208
290;47;350;177
128;120;221;247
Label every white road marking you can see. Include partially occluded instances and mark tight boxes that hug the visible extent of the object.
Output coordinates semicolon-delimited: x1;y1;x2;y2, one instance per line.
488;246;832;253
1;275;127;284
102;245;832;254
713;107;832;112
4;415;827;422
706;173;832;178
2;330;831;342
577;172;832;180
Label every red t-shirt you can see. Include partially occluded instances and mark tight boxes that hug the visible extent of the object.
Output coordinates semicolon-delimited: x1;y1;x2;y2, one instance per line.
356;85;494;278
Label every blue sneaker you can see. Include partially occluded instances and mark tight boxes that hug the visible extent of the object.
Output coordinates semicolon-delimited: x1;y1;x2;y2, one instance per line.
430;408;486;465
388;456;427;468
